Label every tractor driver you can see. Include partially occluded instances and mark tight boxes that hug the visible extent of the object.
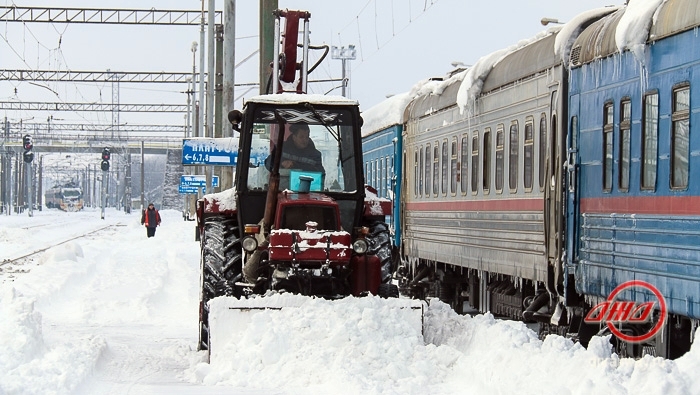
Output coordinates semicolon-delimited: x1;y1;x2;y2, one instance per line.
265;123;325;174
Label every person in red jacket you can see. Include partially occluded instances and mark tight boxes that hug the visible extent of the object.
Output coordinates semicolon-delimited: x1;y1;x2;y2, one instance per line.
140;203;161;238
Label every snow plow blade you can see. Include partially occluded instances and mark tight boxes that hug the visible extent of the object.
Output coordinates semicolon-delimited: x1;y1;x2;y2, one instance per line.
207;294;424;361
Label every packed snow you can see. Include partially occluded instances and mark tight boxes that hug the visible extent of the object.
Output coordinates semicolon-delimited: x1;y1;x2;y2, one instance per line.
1;208;699;394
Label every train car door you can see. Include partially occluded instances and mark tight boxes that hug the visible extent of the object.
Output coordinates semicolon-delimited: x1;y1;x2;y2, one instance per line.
565;94;581;305
566;95;580;272
545;89;567;296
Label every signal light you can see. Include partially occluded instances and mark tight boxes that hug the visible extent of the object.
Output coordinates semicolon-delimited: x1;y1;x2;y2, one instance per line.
23;134;33;151
100;147;110;171
22;134;33;163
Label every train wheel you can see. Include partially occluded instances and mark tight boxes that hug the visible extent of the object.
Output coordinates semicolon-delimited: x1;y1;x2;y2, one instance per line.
198;215;242;351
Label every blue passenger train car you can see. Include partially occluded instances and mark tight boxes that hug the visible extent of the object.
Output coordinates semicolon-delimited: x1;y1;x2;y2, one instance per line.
566;1;700;357
361;93;411;248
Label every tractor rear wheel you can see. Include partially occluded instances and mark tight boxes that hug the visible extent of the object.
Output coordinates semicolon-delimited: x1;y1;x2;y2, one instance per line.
378;283;400;298
366;221;393;284
198;215;242;351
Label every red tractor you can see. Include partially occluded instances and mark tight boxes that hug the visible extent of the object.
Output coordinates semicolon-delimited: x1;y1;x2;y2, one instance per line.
196;9;396;351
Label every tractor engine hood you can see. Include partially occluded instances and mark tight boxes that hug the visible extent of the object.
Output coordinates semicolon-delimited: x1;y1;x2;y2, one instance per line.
269;191;352;265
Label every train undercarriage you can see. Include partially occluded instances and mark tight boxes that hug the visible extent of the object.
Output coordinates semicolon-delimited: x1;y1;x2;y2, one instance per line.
396;257;697;360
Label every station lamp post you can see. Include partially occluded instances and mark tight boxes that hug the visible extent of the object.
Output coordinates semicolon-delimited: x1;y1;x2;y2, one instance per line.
331;45;357;98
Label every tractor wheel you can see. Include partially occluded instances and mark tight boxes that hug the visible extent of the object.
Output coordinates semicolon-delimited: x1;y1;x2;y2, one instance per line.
198;215;242;351
378;283;400;298
366;221;393;284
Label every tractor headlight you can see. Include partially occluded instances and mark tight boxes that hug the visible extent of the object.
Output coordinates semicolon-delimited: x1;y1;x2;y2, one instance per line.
352;239;368;255
242;236;258;252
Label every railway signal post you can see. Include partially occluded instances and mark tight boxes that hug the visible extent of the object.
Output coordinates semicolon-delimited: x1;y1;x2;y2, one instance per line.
22;134;33;217
100;148;110;219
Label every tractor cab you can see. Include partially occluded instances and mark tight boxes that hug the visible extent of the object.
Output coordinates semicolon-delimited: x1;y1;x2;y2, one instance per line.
232;95;365;235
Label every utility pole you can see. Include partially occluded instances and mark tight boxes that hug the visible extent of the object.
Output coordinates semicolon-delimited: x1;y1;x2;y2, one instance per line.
205;0;215;195
259;0;278;94
124;152;131;213
38;155;43;211
140;140;145;212
213;23;224;193
222;0;235;192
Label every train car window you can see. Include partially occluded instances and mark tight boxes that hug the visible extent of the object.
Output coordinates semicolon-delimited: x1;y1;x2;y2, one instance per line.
365;162;369;184
524;120;534;191
603;102;614;192
450;138;458;195
539;114;547;191
619;99;631;192
471;133;479;194
415;149;420;197
641;92;659;191
377;158;381;195
424;144;430;196
382;157;386;197
509;122;519;192
671;84;690;190
569;116;579;194
461;135;469;195
495;127;505;193
483;129;491;194
386;156;392;198
373;160;378;193
433;144;440;196
378;158;382;197
441;140;449;196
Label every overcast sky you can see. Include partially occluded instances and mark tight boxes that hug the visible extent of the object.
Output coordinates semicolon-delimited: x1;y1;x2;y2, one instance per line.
1;0;619;130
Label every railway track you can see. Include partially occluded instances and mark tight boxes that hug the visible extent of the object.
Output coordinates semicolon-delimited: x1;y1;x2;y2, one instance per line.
1;224;121;267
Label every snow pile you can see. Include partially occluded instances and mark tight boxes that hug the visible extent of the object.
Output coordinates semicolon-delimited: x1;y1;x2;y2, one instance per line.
424;301;699;394
2;208;700;394
0;282;106;395
191;295;444;394
192;295;700;394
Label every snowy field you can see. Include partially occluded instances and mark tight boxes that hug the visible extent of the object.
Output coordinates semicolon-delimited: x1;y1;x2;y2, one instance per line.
1;208;699;395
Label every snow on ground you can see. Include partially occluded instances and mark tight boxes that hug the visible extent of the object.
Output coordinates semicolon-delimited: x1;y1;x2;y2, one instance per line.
1;208;699;394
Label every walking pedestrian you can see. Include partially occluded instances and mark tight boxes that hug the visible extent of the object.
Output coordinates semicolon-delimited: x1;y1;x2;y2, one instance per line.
141;203;161;237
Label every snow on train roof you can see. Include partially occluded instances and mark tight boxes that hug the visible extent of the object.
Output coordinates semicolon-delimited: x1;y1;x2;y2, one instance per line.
360;77;450;136
456;6;619;113
245;93;358;106
360;92;412;137
571;0;682;67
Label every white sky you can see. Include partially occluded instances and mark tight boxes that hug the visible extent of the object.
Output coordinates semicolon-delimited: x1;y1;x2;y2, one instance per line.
0;0;619;130
1;208;699;394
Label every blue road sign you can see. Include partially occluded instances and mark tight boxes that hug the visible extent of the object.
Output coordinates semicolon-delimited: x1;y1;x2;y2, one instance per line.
178;185;206;194
182;138;237;165
180;175;219;188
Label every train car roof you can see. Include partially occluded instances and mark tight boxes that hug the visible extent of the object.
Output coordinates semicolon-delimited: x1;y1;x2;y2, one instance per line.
402;7;614;120
481;33;559;94
570;0;700;67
